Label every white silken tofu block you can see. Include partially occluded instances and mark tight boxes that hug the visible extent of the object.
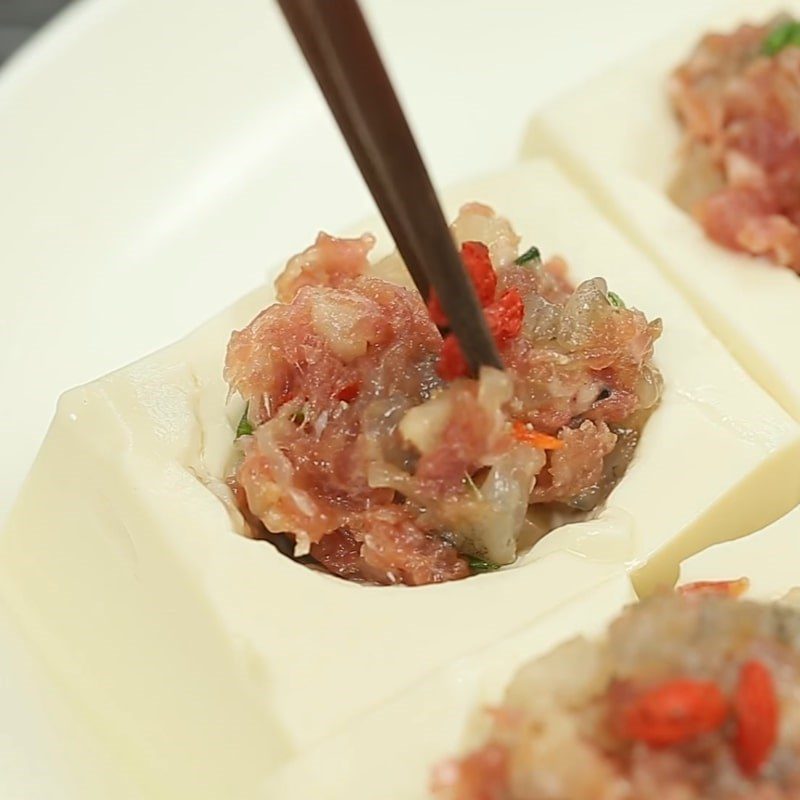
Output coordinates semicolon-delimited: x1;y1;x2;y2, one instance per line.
523;0;800;421
679;504;800;599
1;159;799;797
263;575;635;800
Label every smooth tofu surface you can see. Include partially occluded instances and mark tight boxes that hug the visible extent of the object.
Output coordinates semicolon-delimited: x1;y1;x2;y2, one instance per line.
679;505;800;599
523;0;800;421
2;159;799;797
263;575;635;800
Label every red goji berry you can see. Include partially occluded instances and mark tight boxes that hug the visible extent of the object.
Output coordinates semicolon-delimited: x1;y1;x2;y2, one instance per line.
618;678;728;747
437;334;469;381
427;294;449;329
678;578;749;599
428;241;497;328
335;380;360;403
734;660;778;776
435;288;524;382
438;289;525;381
461;241;498;305
484;288;524;343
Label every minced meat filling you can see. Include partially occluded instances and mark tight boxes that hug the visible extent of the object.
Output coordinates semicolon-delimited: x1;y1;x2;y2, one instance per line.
224;204;662;585
433;588;800;800
670;16;800;272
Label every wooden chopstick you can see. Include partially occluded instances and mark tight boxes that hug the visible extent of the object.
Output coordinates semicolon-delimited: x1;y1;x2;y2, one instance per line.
276;0;503;375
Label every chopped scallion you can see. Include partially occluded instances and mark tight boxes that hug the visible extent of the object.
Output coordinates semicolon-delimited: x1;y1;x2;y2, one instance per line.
762;21;800;56
236;405;254;438
515;245;542;266
467;556;500;573
607;291;626;309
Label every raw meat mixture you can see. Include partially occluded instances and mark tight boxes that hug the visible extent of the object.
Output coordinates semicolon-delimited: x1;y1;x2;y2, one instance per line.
670;15;800;272
224;204;662;585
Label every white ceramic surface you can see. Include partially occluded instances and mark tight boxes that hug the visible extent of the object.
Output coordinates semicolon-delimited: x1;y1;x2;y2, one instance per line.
0;0;730;795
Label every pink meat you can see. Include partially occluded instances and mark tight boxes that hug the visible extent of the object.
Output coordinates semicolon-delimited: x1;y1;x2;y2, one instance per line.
225;208;662;585
274;231;375;302
670;17;800;271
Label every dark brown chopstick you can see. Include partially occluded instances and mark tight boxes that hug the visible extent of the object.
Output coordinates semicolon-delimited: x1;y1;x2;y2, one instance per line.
276;0;503;375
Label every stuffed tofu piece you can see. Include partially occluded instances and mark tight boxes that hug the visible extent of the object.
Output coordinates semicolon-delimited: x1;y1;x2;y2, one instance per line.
227;205;664;586
1;160;799;798
268;576;800;800
524;0;800;420
433;589;800;800
265;574;636;800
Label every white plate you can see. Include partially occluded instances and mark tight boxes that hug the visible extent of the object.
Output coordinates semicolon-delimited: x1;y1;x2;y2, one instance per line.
0;0;732;795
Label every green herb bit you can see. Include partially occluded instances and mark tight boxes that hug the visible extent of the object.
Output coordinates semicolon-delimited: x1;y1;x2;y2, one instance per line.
236;404;254;438
515;245;542;266
467;556;500;573
607;291;626;309
762;20;800;56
